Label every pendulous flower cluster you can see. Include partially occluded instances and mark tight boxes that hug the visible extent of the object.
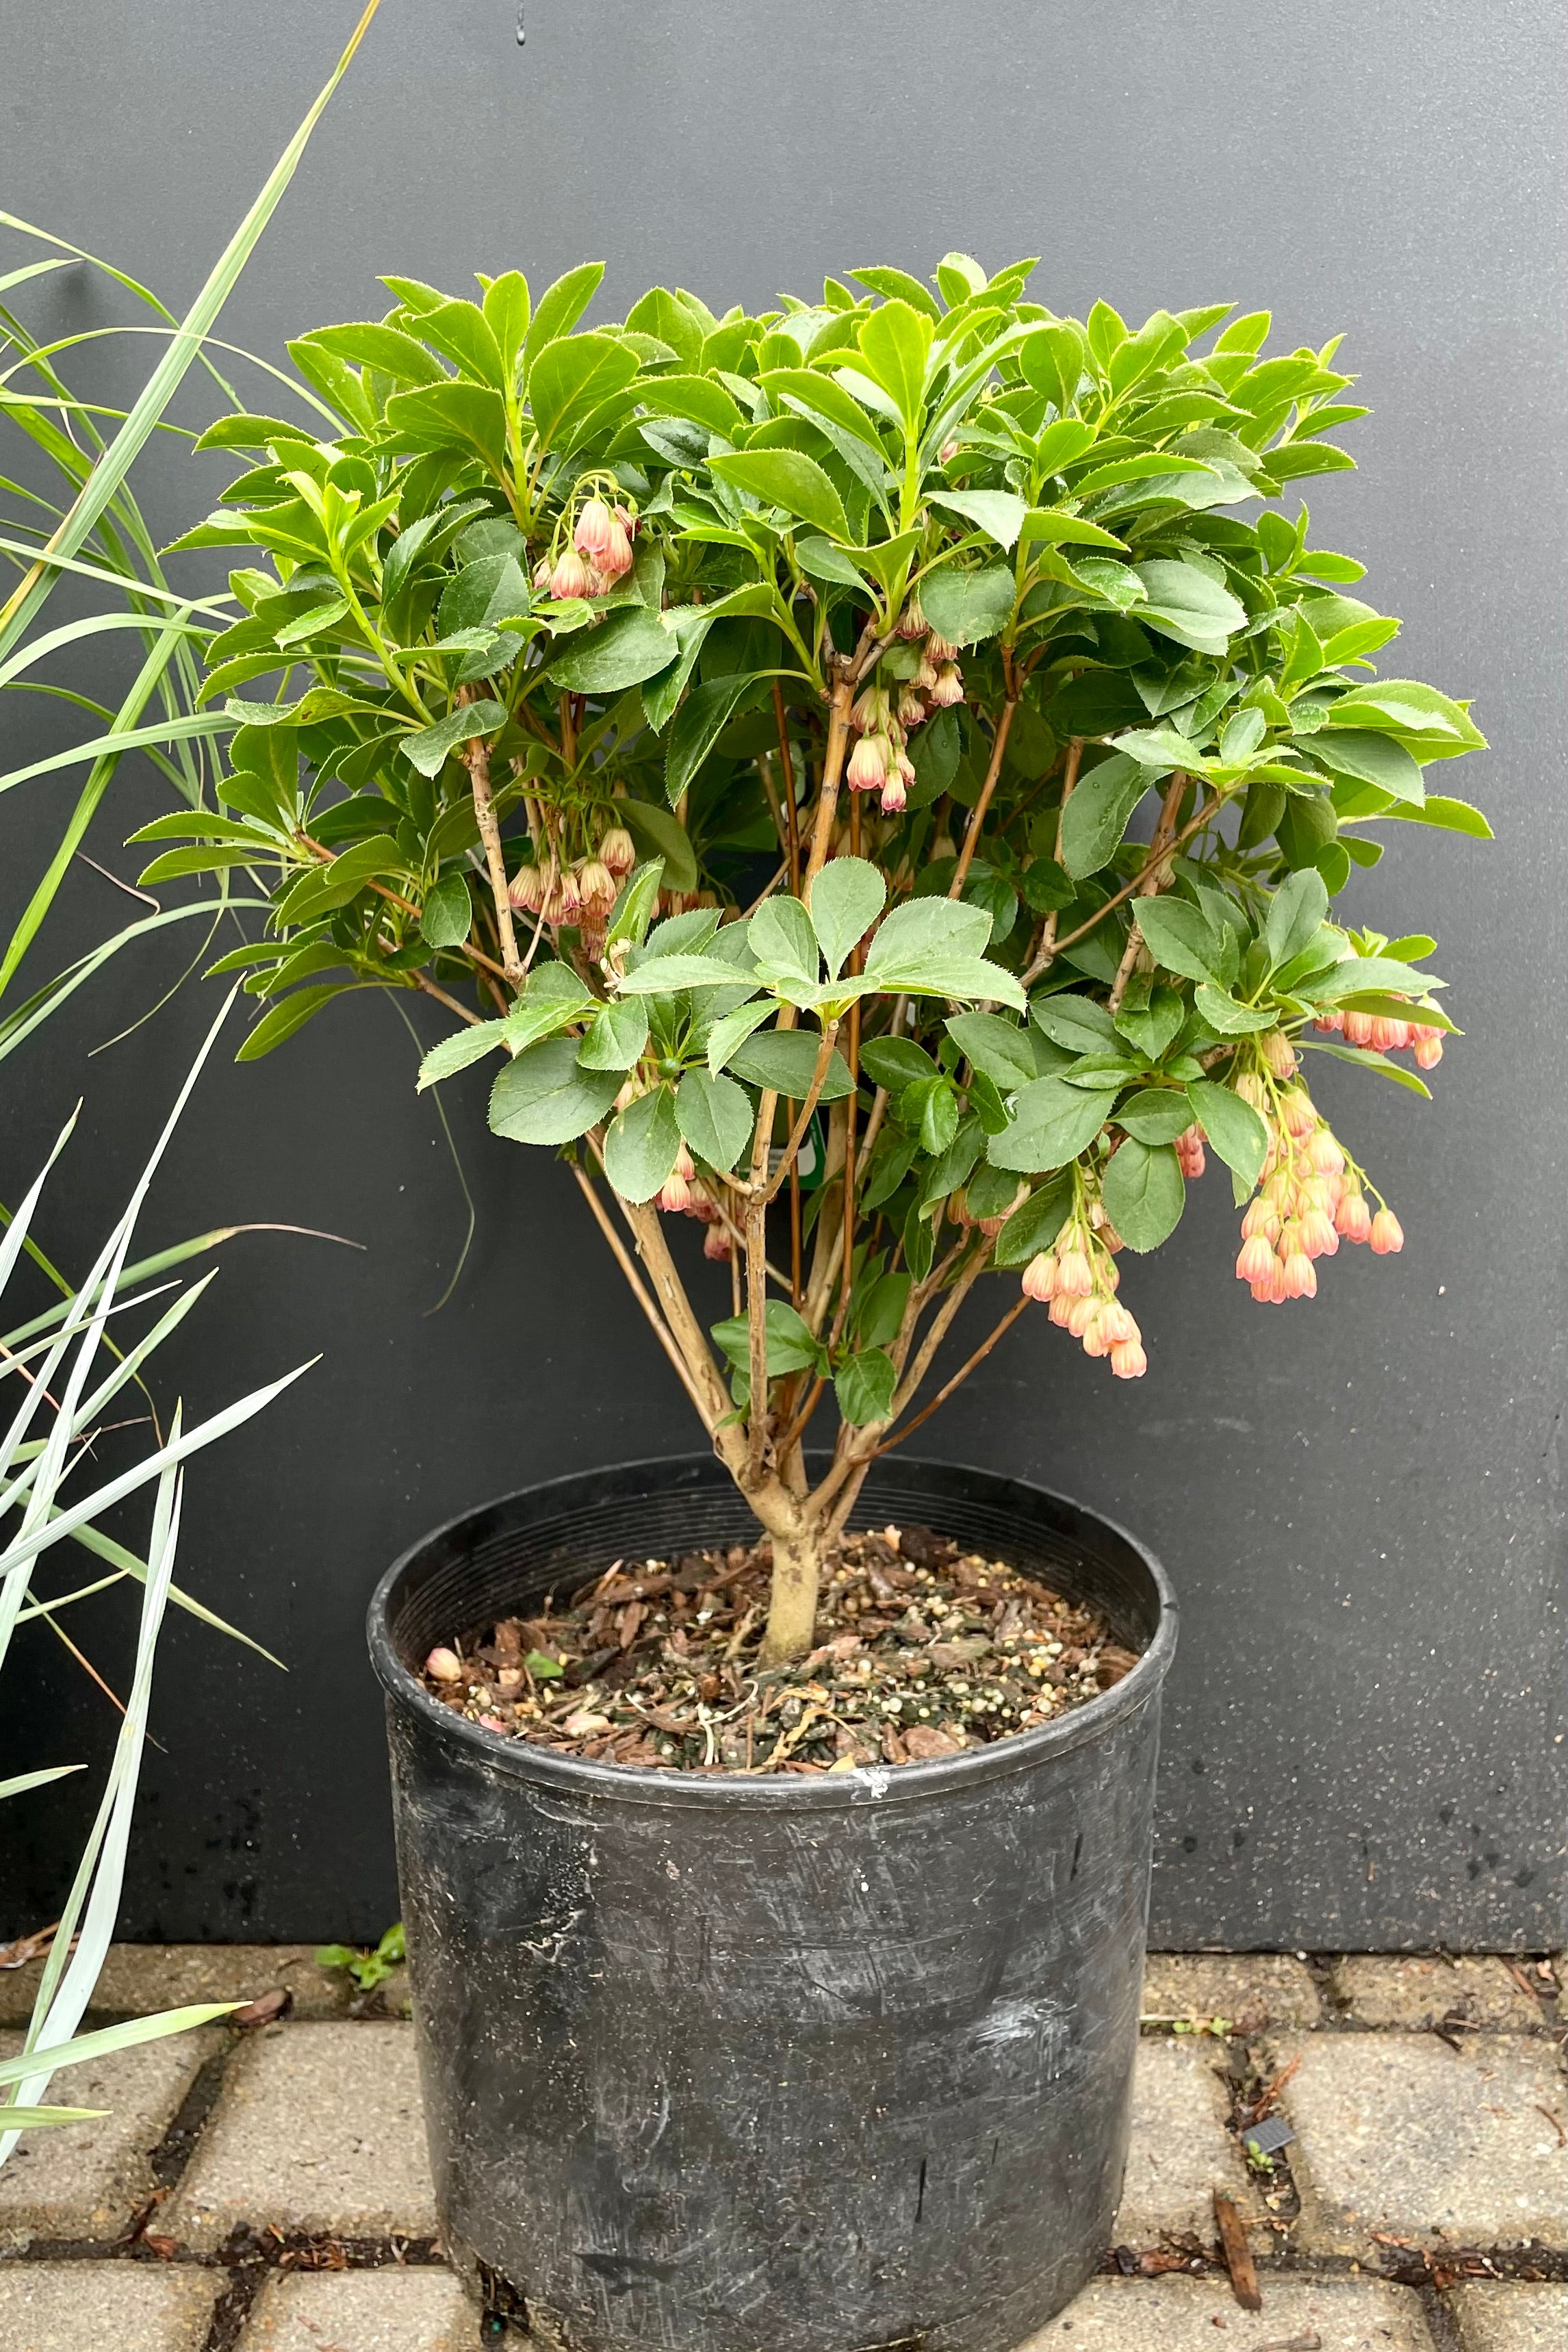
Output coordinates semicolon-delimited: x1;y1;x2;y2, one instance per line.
509;821;637;949
845;594;964;815
1233;1038;1403;1305
1020;1212;1146;1381
533;494;639;601
1312;1001;1443;1070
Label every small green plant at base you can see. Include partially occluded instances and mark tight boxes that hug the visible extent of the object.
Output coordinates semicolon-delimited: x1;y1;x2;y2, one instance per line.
316;1920;406;1994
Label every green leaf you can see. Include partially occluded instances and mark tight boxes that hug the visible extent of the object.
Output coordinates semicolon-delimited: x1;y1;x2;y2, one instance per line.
615;952;742;995
945;1011;1036;1089
856;298;934;429
604;1086;683;1203
986;1075;1109;1172
1299;1039;1432;1097
528;333;640;449
1263;867;1330;969
1192;983;1274;1034
855;1269;911;1348
903;1075;960;1155
666;669;769;802
920;561;1015;647
709;448;849;541
1322;678;1486;759
835;1347;898;1426
676;1069;753;1172
524;263;604;370
1101;1138;1185;1251
1131;897;1222;983
548;608;678;694
1132;558;1246;655
382;383;509;475
1019;507;1128;551
1186;1079;1269;1188
1114;983;1185;1062
749;895;819;984
497;966;594;1051
617;804;697;894
809;856;886;980
1380;793;1492;839
1115;1088;1194;1145
930;489;1030;549
489;1036;621;1145
860;1036;940;1091
991;1170;1074;1266
861;897;1025;1009
234;982;344;1060
1313;728;1424;804
1058;752;1150;878
416;1019;509;1091
420;871;472;949
705;998;775;1075
482;268;531;370
638;372;747;436
576;997;650;1070
727;1028;857;1101
608;858;666;947
710;1298;821;1377
1030;994;1119;1053
402;699;507;778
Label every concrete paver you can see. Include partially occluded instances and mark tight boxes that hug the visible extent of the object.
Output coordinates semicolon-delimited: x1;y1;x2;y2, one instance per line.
1142;1953;1320;2032
1446;2281;1568;2352
0;1947;359;2027
1331;1956;1549;2032
1112;2036;1258;2245
1274;2032;1567;2254
162;2023;435;2251
1027;2272;1435;2349
0;2029;222;2247
237;2265;474;2349
0;2260;219;2351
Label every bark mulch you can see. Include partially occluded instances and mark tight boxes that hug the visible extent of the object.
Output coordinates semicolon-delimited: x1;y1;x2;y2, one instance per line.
418;1521;1142;1774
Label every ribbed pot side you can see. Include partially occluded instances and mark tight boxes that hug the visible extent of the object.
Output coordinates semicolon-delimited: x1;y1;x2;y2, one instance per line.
368;1454;1177;2352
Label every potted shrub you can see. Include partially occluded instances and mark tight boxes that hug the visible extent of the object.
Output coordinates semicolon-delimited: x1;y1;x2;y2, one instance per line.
155;254;1486;2349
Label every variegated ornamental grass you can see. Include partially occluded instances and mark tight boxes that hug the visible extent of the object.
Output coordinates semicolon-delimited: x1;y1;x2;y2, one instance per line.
156;253;1487;1663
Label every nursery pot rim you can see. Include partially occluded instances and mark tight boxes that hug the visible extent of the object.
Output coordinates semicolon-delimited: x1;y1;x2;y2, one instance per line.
367;1450;1178;1813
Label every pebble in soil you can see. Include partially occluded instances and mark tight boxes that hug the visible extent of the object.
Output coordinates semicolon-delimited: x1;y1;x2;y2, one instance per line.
419;1522;1142;1774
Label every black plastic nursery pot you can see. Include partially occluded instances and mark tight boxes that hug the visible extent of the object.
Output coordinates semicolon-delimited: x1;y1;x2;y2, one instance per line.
368;1453;1177;2352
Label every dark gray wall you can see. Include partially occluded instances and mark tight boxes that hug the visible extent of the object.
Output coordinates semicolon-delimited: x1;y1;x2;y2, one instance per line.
1;0;1563;1950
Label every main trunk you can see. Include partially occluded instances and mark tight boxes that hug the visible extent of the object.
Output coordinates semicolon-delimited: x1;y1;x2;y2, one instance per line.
756;1517;825;1665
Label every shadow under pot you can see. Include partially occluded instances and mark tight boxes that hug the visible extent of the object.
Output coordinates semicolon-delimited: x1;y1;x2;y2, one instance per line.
368;1450;1177;2352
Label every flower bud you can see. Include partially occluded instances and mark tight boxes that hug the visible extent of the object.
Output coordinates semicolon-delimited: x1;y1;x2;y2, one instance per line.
1282;1251;1318;1299
702;1224;732;1262
1369;1207;1404;1255
1175;1127;1207;1179
578;859;617;916
1066;1294;1098;1338
1048;1292;1074;1327
550;547;593;601
879;774;907;815
1236;1234;1276;1286
1308;1127;1346;1175
927;662;965;708
1099;1301;1139;1346
1335;1190;1372;1244
897;687;928;730
897;592;928;641
574;498;615;562
508;862;543;913
532;556;554;593
1261;1029;1296;1079
597;515;634;582
1080;1309;1111;1357
1235;1071;1269;1112
1369;1015;1411;1053
656;1174;693;1215
912;656;939;693
1315;1008;1346;1034
600;826;637;877
1021;1253;1058;1302
1343;1008;1374;1047
1279;1088;1316;1139
846;731;892;793
925;631;958;663
1109;1339;1148;1380
1413;1034;1443;1071
425;1646;464;1683
1055;1247;1092;1299
850;684;891;735
1299;1210;1338;1260
1240;1199;1278;1243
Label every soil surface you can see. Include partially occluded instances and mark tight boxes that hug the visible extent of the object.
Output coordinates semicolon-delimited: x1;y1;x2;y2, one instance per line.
418;1522;1142;1774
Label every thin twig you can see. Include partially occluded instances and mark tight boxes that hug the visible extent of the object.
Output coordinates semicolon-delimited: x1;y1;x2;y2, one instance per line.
1023;734;1081;977
950;674;1018;897
773;679;801;894
458;685;523;986
572;1165;712;1428
410;970;481;1026
1107;769;1187;1014
869;1294;1031;1457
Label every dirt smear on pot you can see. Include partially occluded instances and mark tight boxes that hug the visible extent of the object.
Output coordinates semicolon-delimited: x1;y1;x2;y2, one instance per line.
418;1522;1141;1774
